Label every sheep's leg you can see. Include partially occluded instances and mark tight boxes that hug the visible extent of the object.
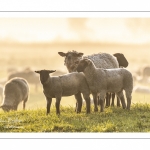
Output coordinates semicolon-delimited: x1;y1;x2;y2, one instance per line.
125;91;132;110
105;93;111;107
126;97;131;110
105;93;109;107
92;93;98;112
55;97;61;115
46;97;52;115
13;104;18;111
117;97;121;107
99;92;106;112
23;96;28;110
116;91;126;109
75;92;82;113
83;95;91;114
111;93;115;107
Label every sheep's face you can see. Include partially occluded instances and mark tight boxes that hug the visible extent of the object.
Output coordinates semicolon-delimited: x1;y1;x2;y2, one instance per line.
35;70;56;84
0;105;12;112
58;51;83;73
77;59;90;72
113;53;128;68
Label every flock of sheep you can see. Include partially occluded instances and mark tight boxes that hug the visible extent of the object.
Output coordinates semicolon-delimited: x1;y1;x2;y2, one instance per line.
0;50;135;115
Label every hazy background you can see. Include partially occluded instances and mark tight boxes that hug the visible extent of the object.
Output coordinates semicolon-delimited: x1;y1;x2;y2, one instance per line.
0;17;150;110
1;18;150;44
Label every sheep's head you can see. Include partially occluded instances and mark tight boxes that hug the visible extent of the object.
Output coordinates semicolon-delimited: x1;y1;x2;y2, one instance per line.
77;58;91;72
35;70;56;84
113;53;128;68
0;105;13;112
58;50;84;73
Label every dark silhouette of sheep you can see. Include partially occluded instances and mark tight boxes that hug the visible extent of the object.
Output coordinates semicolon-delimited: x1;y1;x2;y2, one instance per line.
0;77;29;112
113;53;129;68
35;69;91;115
77;58;133;112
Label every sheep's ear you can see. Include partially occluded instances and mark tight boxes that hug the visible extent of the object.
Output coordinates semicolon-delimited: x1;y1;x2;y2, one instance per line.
77;53;84;57
48;70;56;74
113;53;122;57
58;52;67;57
35;71;40;74
84;59;91;65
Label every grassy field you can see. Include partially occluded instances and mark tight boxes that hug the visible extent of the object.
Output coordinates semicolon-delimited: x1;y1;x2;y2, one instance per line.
0;103;150;132
0;42;150;132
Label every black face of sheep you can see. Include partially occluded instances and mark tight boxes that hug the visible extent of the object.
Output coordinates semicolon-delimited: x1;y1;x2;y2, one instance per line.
113;53;128;68
77;59;90;72
35;70;56;84
0;105;14;112
58;51;84;72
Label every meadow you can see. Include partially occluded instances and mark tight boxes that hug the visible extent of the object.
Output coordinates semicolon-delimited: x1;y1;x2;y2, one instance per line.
0;41;150;132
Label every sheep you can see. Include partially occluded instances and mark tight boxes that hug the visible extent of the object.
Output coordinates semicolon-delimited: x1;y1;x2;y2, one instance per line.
58;50;129;108
35;69;91;115
142;66;150;79
113;53;128;68
109;53;129;107
0;77;29;112
8;68;40;91
133;86;150;94
76;58;133;112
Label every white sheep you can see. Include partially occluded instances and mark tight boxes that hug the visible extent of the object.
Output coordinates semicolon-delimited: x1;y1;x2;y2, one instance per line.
35;69;91;115
58;51;129;108
0;77;29;112
77;58;133;112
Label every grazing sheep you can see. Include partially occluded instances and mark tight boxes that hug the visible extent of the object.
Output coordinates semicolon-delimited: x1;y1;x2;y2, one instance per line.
76;58;133;112
8;68;40;91
142;66;150;78
0;77;29;112
58;50;128;108
35;69;91;115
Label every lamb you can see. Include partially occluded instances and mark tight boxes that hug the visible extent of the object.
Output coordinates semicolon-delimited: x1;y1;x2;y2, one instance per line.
0;77;29;112
35;69;91;115
76;58;133;112
58;50;128;107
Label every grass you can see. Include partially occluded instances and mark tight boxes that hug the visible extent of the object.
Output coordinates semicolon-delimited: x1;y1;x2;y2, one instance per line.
0;103;150;132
